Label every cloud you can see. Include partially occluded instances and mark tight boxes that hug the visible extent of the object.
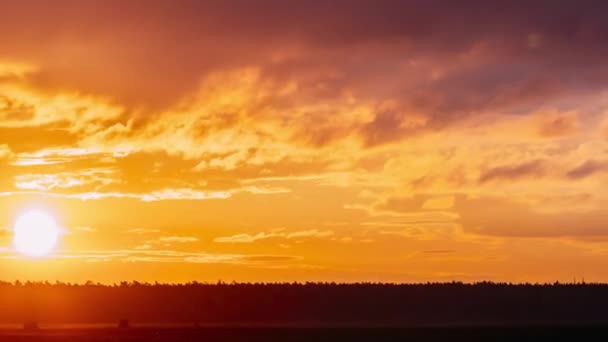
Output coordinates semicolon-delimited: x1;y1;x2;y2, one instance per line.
10;248;302;265
0;1;606;212
213;232;276;244
157;236;199;243
125;228;161;234
214;229;334;243
14;169;114;191
479;160;547;183
535;111;580;138
285;229;334;239
567;160;608;179
0;84;124;135
0;184;289;202
359;109;429;146
0;60;37;79
421;196;455;210
71;226;97;233
0;189;231;202
422;250;456;254
0;1;607;146
134;235;200;250
10;147;134;166
0;145;12;160
1;1;608;282
352;195;461;222
240;255;301;262
457;196;608;238
378;222;460;241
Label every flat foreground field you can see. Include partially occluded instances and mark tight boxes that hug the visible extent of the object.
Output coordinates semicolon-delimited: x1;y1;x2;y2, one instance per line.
1;326;608;341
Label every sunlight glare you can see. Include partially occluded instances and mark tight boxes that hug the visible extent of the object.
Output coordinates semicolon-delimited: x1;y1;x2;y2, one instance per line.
12;210;60;257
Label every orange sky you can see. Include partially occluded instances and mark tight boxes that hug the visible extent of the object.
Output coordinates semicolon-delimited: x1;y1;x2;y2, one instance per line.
2;1;608;283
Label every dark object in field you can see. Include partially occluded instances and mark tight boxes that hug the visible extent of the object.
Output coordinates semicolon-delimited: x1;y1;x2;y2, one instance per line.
23;321;39;330
118;319;130;329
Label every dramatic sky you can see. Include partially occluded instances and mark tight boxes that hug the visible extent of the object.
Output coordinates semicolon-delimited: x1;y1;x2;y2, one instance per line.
2;0;608;283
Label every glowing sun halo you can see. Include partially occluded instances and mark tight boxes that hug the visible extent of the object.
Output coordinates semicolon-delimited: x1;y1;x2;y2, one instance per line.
13;210;60;257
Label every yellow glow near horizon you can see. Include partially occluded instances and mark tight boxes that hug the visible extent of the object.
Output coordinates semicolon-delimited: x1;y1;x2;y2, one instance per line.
2;2;608;284
12;210;60;257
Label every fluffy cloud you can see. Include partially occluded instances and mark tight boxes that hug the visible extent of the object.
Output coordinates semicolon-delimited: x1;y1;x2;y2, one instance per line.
2;1;608;281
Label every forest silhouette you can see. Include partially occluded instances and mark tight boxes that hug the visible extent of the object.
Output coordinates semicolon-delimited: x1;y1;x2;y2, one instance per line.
1;281;607;326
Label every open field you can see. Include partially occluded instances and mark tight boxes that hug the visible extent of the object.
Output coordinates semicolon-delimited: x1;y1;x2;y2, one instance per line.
1;326;608;342
3;282;608;325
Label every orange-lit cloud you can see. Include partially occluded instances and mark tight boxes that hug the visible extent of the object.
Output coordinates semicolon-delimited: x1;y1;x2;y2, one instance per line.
1;1;608;283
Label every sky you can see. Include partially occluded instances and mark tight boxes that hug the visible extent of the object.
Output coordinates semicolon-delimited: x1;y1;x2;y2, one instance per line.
1;0;608;283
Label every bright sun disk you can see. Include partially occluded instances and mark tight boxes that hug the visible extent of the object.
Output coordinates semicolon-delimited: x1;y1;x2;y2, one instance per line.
13;210;60;257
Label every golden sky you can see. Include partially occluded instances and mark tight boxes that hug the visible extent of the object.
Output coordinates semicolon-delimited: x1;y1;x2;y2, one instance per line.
2;1;608;283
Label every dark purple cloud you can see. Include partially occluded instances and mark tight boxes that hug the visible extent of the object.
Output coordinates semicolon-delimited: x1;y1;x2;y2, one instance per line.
1;0;608;146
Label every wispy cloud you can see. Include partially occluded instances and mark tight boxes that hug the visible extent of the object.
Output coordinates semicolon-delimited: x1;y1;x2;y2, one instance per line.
135;236;200;250
2;1;608;282
214;229;334;244
126;228;161;234
479;160;548;183
567;160;608;179
7;248;302;266
0;185;289;202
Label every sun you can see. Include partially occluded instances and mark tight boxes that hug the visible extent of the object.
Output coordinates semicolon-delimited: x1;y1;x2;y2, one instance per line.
13;210;60;257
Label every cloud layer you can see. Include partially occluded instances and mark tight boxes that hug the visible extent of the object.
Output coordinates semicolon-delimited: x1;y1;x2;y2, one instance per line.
1;1;608;282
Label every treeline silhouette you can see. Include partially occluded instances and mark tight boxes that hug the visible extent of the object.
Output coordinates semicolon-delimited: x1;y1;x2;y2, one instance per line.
1;281;607;325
